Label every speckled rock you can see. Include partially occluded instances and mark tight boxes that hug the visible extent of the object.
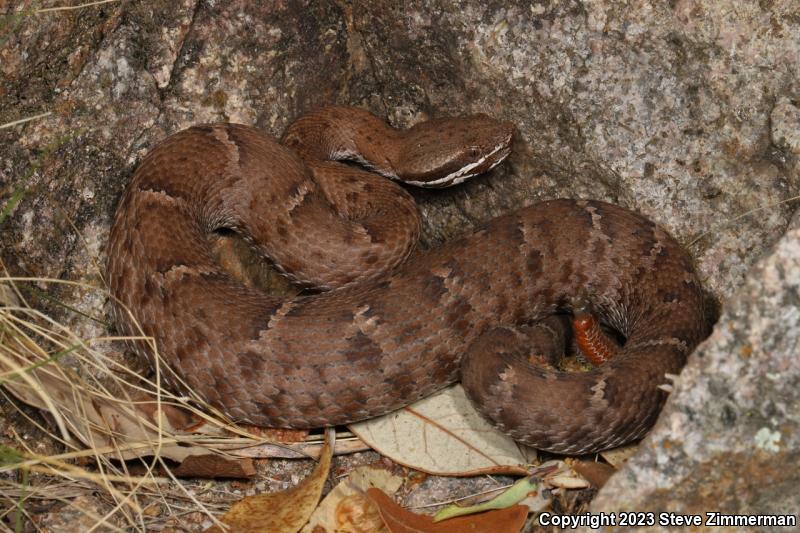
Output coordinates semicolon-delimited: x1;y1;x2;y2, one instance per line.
1;0;799;525
589;209;800;524
772;96;800;156
3;1;797;295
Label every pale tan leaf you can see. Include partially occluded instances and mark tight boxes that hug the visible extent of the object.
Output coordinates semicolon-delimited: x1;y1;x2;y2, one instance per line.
206;429;334;533
2;354;371;463
0;284;20;306
0;357;224;463
599;442;639;468
227;435;371;459
301;466;402;533
349;385;531;476
546;472;590;489
537;459;591;490
347;467;404;494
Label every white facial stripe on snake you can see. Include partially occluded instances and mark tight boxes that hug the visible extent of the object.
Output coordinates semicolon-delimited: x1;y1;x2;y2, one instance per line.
404;141;510;187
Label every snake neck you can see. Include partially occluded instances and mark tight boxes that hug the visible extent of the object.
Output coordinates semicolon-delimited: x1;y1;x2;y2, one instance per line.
282;106;403;179
282;106;515;188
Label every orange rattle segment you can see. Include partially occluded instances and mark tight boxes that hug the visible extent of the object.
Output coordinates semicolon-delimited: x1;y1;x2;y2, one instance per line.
572;310;618;366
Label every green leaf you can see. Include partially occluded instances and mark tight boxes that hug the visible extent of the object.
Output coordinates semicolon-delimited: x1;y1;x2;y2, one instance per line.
433;475;540;522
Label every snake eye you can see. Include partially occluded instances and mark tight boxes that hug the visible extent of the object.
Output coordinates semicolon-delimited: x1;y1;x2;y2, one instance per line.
469;147;481;158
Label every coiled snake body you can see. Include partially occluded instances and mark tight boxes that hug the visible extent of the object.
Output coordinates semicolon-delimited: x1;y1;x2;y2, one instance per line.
108;106;709;454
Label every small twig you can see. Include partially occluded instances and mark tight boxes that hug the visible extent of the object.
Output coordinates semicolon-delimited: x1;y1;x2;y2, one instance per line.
688;195;800;247
14;467;27;533
410;481;515;510
35;0;119;13
0;112;51;130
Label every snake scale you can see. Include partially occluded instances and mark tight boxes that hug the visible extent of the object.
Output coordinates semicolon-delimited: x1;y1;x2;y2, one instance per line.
107;106;710;454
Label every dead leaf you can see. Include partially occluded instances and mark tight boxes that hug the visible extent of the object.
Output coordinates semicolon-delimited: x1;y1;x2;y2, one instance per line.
302;466;403;533
546;472;590;489
205;429;334;533
3;282;350;468
599;442;639;468
171;454;256;479
0;329;234;464
570;460;616;488
230;435;371;459
308;492;386;533
0;284;20;306
367;488;528;533
136;399;204;432
538;460;589;490
1;337;369;464
237;425;310;442
350;385;533;476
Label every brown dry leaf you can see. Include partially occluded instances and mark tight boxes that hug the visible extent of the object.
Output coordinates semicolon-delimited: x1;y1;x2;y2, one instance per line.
366;488;528;533
126;451;256;480
230;435;371;459
0;351;237;463
2;281;361;471
570;459;616;488
206;429;334;533
238;425;310;442
0;324;369;464
0;291;234;464
302;466;403;532
171;454;256;479
349;385;533;476
245;425;308;442
3;357;370;462
135;399;205;432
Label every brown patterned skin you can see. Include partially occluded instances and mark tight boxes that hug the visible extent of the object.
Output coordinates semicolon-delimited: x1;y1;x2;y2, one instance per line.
107;106;709;454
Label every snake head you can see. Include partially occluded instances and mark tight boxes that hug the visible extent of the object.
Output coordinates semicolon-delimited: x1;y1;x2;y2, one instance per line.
396;114;515;188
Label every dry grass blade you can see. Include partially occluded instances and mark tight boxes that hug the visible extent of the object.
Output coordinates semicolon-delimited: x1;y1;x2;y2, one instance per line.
0;112;52;130
0;274;344;531
35;1;120;14
688;194;800;247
